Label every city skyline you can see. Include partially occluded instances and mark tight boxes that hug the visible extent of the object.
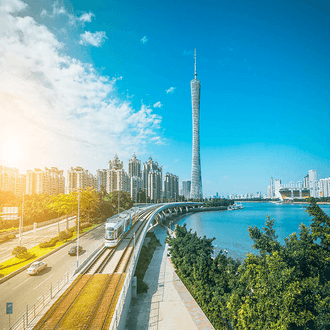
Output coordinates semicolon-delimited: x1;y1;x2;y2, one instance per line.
1;0;329;196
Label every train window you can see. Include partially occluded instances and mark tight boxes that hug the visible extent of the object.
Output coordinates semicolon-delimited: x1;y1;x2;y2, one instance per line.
106;229;114;239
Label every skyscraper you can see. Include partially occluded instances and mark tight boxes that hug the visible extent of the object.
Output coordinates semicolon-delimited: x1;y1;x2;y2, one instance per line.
190;49;203;199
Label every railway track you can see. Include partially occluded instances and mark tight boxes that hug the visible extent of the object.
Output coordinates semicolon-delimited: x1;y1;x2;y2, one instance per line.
32;205;160;330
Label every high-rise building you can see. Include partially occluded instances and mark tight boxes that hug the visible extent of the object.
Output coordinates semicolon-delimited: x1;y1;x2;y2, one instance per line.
0;166;19;195
128;153;142;202
66;166;95;193
308;169;319;198
148;169;162;201
164;173;179;200
190;49;203;199
26;167;65;195
182;180;191;199
107;154;130;194
142;156;162;198
128;153;142;178
96;169;107;191
274;179;282;200
130;176;143;202
319;178;330;198
304;174;309;189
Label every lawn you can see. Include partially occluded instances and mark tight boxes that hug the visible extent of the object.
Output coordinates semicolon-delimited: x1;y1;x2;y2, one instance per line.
0;224;99;278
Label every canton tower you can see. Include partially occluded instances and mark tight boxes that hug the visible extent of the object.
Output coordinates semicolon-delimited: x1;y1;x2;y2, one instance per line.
190;49;203;199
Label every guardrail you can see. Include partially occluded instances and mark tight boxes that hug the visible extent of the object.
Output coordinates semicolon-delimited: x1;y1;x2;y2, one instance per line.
7;240;103;330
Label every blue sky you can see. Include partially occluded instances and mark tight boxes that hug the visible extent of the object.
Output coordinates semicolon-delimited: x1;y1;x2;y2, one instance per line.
0;0;329;196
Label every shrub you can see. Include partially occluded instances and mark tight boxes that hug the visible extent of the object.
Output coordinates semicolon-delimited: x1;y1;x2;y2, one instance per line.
0;234;16;244
12;246;27;258
39;236;59;248
58;230;73;241
19;252;35;260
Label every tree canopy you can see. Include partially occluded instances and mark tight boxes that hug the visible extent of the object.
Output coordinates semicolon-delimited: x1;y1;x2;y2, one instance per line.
166;198;330;329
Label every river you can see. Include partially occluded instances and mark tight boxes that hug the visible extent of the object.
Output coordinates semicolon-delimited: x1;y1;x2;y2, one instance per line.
172;202;330;261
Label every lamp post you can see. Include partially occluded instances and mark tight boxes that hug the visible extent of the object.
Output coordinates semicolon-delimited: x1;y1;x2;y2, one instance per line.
76;188;80;268
19;193;24;247
118;188;120;214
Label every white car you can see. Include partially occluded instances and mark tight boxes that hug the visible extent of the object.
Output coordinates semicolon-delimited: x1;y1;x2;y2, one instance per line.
27;261;47;275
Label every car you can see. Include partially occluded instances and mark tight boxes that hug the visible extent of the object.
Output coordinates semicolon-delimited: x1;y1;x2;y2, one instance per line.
27;261;47;275
68;245;83;256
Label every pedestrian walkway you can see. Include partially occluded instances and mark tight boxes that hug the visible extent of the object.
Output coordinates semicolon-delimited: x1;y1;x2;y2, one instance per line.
125;226;214;330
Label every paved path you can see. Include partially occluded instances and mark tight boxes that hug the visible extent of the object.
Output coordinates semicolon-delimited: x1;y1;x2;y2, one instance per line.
125;226;214;330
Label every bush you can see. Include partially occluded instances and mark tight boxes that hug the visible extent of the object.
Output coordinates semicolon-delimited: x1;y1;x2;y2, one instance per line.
39;236;59;248
19;252;35;260
12;246;27;258
0;234;16;244
58;230;73;241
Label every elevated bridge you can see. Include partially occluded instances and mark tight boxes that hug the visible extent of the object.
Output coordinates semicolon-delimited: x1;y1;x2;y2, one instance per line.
12;202;204;330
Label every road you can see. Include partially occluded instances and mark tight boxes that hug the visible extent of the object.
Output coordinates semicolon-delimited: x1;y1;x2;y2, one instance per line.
0;217;76;264
0;224;105;329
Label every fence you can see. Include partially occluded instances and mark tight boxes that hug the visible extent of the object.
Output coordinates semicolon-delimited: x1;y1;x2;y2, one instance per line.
7;240;103;330
0;216;77;239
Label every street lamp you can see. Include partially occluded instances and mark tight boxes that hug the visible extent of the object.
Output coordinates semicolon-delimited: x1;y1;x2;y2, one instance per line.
76;188;80;268
118;188;120;214
19;193;24;247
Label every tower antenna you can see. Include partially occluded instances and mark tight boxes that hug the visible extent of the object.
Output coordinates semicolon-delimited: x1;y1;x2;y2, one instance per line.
194;48;197;79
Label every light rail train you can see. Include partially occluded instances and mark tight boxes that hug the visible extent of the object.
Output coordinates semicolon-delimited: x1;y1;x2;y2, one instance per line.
105;207;140;247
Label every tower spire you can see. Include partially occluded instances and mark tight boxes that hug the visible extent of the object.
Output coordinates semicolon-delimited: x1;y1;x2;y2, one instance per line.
194;48;197;79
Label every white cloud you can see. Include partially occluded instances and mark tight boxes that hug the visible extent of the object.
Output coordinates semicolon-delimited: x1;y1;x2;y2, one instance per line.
79;12;94;23
153;101;162;108
0;0;27;13
0;1;162;172
165;87;176;94
79;31;107;47
40;2;93;25
140;36;148;44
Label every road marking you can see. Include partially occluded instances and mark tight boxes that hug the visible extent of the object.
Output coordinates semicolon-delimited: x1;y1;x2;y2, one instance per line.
13;278;30;290
33;273;54;291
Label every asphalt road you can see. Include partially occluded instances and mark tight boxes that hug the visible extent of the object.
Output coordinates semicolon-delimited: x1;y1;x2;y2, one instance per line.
0;217;76;264
0;224;105;329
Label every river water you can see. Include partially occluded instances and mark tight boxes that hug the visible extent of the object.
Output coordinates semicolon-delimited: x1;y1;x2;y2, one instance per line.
173;202;330;261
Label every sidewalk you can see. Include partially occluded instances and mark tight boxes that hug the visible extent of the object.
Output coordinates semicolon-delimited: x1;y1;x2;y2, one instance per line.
125;226;214;330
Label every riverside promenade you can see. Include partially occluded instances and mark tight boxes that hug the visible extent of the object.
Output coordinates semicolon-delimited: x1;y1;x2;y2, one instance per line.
125;225;214;330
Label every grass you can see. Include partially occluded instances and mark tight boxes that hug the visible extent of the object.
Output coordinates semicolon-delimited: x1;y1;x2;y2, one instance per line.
0;223;99;278
134;231;162;294
59;274;109;329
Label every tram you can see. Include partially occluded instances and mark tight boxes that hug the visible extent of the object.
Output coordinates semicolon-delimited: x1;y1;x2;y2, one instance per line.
105;207;139;247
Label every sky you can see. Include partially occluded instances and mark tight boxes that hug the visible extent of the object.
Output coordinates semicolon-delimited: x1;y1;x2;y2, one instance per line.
0;0;329;196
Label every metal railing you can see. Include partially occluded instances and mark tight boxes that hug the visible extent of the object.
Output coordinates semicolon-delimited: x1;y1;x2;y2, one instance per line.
7;240;103;330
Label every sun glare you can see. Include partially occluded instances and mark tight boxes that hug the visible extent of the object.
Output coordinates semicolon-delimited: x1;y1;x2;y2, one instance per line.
1;141;22;166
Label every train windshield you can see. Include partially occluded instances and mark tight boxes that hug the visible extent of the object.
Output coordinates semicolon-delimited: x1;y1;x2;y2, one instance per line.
105;228;115;239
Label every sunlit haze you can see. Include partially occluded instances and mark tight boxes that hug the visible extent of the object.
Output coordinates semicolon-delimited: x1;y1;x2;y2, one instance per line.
0;0;329;196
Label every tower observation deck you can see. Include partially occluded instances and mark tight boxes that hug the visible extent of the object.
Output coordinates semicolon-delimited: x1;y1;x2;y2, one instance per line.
190;49;203;199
